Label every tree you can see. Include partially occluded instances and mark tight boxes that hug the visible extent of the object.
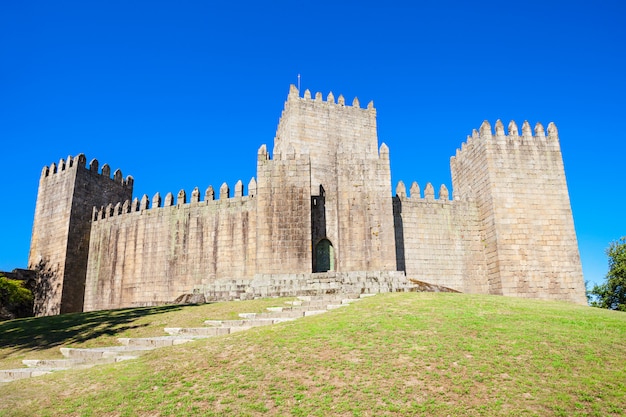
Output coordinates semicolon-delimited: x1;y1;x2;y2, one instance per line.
591;237;626;311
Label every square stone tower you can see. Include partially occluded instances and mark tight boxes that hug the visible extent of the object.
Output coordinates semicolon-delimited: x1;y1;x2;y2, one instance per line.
28;155;133;315
450;120;586;303
265;85;396;273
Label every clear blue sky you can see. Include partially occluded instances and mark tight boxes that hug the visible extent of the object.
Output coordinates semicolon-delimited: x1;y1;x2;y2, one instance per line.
1;1;624;289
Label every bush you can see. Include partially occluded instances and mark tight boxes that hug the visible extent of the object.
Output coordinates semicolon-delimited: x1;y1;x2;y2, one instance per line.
0;275;34;320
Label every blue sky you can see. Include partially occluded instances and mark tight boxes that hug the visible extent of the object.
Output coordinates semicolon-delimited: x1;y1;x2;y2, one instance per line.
1;1;624;289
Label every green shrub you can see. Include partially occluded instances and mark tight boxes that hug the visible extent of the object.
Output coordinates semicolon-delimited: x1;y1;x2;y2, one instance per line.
0;275;34;320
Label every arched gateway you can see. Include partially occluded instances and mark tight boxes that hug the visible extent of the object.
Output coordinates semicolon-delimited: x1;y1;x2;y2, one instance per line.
314;239;335;272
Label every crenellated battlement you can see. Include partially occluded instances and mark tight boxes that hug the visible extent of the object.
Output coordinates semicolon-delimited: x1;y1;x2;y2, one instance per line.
395;181;452;201
453;120;560;162
274;84;380;181
286;84;374;111
472;119;558;141
40;153;133;188
92;178;257;221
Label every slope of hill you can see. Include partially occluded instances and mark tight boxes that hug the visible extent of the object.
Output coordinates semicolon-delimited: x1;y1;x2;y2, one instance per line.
1;293;625;416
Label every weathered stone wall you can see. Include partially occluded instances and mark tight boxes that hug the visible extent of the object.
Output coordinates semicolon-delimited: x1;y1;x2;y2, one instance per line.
393;183;489;294
448;130;502;294
336;146;397;271
274;86;396;272
451;120;586;303
255;145;312;275
28;160;74;316
84;184;257;311
28;154;132;315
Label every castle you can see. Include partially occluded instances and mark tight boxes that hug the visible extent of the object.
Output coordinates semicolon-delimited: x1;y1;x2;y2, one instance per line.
28;85;587;316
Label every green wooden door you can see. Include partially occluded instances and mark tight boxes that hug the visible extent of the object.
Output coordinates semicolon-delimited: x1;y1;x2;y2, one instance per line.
315;239;334;272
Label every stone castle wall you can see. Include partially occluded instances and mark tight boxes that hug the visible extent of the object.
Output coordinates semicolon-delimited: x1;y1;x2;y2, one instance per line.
84;182;257;311
392;184;489;294
30;86;587;315
336;146;396;271
255;147;313;275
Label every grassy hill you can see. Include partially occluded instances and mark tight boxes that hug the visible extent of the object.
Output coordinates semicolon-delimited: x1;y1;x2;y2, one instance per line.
0;293;625;416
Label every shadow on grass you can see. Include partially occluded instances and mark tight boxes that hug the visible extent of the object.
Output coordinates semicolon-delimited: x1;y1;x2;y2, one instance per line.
0;305;184;352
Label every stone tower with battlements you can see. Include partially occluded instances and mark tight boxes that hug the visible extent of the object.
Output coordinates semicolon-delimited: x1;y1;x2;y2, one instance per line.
28;154;133;315
268;85;396;273
449;120;585;302
28;85;586;315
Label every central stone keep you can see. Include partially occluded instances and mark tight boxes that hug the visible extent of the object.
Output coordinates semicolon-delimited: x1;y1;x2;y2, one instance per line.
30;84;587;315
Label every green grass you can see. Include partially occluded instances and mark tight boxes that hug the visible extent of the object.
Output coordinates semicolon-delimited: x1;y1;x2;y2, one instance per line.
1;293;625;416
0;298;293;369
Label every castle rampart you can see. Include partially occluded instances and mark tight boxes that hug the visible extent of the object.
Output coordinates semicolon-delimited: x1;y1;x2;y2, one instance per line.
392;182;489;294
84;180;257;311
30;86;587;315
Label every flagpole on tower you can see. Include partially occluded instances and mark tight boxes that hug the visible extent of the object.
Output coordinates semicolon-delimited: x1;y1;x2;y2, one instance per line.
297;74;301;91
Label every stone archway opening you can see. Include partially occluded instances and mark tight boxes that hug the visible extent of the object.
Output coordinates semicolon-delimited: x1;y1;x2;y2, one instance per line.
314;238;335;272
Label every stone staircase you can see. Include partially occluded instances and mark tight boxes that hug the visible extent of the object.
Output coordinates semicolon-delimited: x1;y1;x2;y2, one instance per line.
199;271;412;301
0;293;372;384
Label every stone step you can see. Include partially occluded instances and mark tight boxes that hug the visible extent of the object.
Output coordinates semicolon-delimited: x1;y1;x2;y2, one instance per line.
269;304;348;312
238;310;304;319
227;326;255;333
22;358;91;370
0;368;52;382
238;312;259;319
239;309;328;319
203;317;293;327
285;299;344;308
163;327;231;336
303;310;329;317
266;306;289;312
296;295;357;302
60;346;153;361
317;292;360;298
117;335;209;348
266;305;326;313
